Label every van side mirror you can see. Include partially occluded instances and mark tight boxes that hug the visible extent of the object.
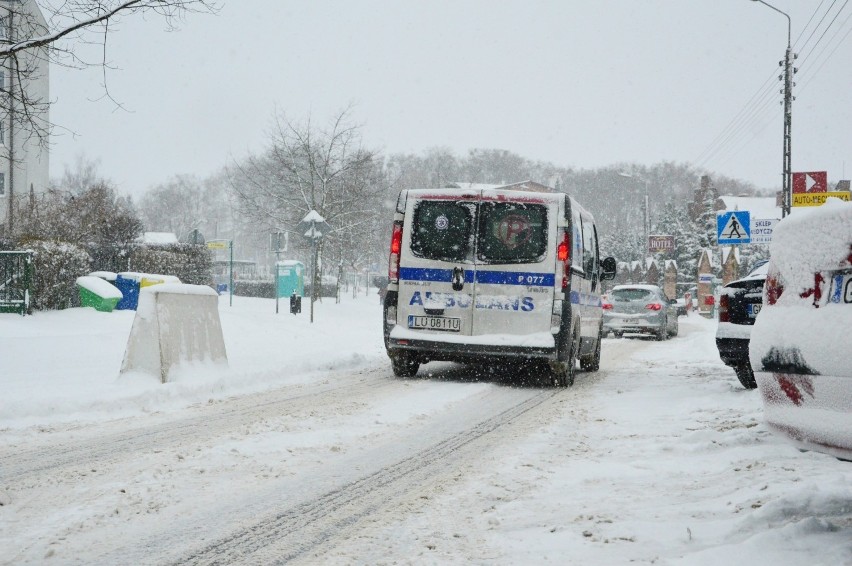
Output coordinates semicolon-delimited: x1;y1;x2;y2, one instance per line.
600;257;617;281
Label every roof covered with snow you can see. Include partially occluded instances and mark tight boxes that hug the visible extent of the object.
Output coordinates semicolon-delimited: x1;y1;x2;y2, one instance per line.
141;232;179;245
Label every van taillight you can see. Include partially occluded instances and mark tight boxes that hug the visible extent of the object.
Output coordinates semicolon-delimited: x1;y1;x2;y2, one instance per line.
558;231;570;288
718;294;729;322
388;221;403;282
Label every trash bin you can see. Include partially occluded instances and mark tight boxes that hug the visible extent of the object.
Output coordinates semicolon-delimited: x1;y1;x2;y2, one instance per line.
77;276;123;312
276;261;305;298
89;271;117;282
140;274;181;289
115;272;142;310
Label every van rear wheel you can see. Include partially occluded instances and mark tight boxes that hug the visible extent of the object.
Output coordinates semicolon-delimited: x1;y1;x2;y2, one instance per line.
551;327;579;387
391;353;420;378
581;329;602;372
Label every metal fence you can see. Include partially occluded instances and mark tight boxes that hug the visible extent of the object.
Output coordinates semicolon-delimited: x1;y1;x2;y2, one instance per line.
0;251;33;315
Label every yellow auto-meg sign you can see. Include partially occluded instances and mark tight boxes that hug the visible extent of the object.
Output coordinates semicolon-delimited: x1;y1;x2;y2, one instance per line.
206;241;228;250
792;191;852;207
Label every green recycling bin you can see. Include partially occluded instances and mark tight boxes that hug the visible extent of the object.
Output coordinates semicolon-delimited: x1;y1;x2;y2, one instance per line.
76;276;123;312
276;261;305;298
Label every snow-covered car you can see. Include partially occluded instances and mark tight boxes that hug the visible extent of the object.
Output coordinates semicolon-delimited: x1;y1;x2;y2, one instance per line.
603;284;678;340
715;260;769;389
750;199;852;461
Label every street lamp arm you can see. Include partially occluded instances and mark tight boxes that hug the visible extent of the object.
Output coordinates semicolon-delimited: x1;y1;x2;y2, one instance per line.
751;0;791;47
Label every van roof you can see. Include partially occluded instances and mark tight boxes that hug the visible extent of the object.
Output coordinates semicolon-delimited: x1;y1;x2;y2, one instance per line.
398;181;593;219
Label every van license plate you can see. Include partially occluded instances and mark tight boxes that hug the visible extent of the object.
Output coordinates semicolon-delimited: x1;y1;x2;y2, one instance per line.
408;315;461;332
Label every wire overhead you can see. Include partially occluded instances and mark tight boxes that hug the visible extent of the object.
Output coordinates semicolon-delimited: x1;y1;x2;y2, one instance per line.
694;1;850;179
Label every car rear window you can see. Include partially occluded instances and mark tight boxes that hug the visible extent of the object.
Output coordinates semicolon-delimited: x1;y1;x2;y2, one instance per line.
410;201;474;262
477;202;547;264
612;288;655;301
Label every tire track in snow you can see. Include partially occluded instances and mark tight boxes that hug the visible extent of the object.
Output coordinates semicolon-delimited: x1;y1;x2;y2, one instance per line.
0;364;394;482
172;388;558;565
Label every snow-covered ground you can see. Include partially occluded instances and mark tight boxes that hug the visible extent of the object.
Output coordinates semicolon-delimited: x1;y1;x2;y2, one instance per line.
1;291;850;564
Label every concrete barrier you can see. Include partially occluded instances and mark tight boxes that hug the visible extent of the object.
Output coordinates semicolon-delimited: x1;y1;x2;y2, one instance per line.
120;283;227;383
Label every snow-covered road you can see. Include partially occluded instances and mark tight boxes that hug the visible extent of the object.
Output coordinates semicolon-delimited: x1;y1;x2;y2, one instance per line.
1;295;850;564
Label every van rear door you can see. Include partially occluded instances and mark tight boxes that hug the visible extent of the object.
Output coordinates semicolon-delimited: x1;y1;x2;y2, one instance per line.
471;191;557;346
396;190;478;338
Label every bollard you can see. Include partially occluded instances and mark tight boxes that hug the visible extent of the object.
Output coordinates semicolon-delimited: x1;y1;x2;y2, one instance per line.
290;291;302;315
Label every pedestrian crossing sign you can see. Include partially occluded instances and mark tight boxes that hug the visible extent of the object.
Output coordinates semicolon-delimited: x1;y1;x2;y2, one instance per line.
716;211;751;244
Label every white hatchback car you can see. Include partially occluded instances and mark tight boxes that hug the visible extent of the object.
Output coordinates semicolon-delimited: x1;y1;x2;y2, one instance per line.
749;198;852;461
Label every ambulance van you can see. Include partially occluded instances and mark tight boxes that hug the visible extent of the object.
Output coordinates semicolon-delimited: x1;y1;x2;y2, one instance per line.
382;181;617;386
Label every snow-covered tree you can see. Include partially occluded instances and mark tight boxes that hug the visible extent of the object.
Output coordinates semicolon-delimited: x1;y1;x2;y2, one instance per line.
229;108;385;319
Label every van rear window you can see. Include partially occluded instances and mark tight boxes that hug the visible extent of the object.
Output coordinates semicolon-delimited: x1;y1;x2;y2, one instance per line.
477;203;547;264
410;201;474;262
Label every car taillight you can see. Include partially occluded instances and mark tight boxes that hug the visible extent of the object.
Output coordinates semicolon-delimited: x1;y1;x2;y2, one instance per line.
645;303;662;311
388;221;403;282
764;263;784;305
799;272;825;306
718;293;729;322
602;303;613;310
557;230;570;289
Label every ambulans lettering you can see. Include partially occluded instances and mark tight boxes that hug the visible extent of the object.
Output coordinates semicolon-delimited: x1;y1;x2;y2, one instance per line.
474;295;535;311
409;291;472;309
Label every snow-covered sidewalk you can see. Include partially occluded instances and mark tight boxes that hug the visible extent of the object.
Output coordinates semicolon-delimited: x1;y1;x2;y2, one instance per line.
0;292;387;430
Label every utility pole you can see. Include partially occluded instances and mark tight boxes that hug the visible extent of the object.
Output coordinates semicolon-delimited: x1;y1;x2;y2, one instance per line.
781;43;795;218
751;0;794;218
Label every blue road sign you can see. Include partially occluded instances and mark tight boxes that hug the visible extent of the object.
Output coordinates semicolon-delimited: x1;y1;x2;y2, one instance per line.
717;211;751;244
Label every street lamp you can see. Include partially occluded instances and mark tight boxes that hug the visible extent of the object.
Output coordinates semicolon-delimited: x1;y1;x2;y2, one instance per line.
618;172;650;253
750;0;794;218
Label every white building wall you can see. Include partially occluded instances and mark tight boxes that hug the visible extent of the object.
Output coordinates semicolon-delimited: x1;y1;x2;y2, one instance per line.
0;0;49;238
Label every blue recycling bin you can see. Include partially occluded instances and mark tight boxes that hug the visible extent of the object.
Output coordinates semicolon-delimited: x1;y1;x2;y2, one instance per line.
114;273;141;310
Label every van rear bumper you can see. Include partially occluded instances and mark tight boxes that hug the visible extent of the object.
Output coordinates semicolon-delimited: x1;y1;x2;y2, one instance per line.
385;337;557;364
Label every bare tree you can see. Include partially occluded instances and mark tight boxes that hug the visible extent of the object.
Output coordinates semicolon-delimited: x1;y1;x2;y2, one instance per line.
229;108;385;320
0;0;218;146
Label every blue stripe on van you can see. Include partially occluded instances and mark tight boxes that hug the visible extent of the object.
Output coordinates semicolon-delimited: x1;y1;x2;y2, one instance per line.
400;267;553;287
569;290;603;307
475;271;555;287
399;267;475;283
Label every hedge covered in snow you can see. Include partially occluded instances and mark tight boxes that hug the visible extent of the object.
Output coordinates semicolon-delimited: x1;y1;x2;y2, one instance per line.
4;240;214;311
127;244;213;287
20;239;92;311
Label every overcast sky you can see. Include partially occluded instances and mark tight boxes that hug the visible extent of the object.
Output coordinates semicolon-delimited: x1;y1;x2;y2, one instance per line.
49;0;852;197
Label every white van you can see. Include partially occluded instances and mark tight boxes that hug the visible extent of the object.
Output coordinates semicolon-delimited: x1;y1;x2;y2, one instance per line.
382;181;617;386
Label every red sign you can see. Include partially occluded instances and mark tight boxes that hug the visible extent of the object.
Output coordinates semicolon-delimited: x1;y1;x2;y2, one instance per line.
792;171;827;193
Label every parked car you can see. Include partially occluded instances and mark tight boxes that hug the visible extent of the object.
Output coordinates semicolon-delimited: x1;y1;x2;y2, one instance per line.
673;297;688;317
750;199;852;461
715;260;769;389
603;284;678;340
